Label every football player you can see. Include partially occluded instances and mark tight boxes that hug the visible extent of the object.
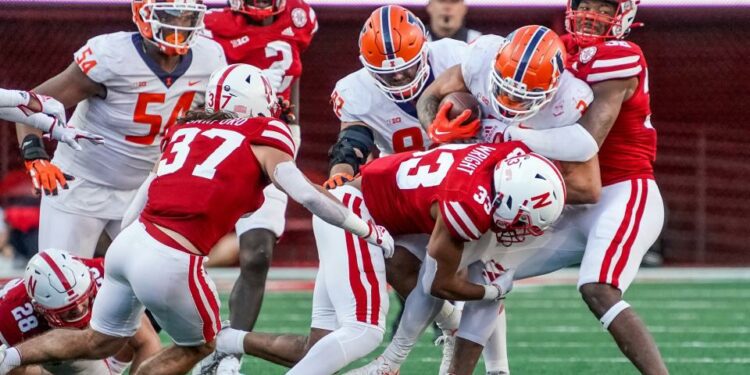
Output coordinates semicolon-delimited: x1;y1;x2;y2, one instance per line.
324;5;470;372
212;143;563;375
0;249;160;375
0;64;393;375
0;88;103;158
554;1;667;373
14;0;227;257
201;2;316;371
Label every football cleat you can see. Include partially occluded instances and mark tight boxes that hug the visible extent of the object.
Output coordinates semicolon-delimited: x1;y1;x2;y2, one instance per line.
216;355;241;375
434;330;457;375
487;371;510;375
343;356;400;375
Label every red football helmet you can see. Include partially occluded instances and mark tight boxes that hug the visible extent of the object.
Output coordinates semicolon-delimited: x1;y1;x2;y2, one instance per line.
229;0;286;21
566;0;640;47
359;5;430;102
132;0;207;56
23;250;97;329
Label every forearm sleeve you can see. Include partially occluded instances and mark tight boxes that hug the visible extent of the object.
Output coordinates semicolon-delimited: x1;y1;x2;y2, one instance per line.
505;123;599;162
273;161;370;237
0;108;53;131
121;172;155;230
0;89;30;108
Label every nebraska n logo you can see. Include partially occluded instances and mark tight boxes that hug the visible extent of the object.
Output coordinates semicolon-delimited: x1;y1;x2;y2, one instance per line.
531;192;552;209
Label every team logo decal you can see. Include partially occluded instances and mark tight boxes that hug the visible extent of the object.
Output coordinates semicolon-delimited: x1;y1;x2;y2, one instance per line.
292;8;307;28
579;46;597;64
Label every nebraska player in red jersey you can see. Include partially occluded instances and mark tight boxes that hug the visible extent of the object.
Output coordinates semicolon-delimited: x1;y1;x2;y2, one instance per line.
210;143;564;375
203;1;317;354
0;65;392;375
0;249;159;375
560;1;667;373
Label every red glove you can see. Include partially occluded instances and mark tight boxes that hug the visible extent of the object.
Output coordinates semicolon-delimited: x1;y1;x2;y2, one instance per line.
323;172;354;189
427;102;481;144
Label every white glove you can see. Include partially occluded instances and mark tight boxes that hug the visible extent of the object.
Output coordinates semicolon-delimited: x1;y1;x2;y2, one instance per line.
42;115;105;151
22;93;68;127
488;268;515;300
262;68;285;92
362;221;395;258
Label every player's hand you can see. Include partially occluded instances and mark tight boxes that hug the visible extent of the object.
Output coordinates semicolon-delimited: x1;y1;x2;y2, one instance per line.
0;344;16;375
44;117;105;151
323;172;354;189
489;268;515;300
427;101;480;144
20;92;68;127
277;96;296;124
262;68;285;92
362;220;395;258
24;159;73;196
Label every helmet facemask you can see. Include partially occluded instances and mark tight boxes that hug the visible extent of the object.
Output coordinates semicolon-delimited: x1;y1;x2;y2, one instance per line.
229;0;285;21
33;277;97;329
489;66;560;123
491;194;545;247
138;1;207;55
361;44;431;103
566;0;640;47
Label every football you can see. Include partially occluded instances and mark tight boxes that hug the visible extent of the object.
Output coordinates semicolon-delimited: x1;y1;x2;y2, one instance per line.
439;92;481;125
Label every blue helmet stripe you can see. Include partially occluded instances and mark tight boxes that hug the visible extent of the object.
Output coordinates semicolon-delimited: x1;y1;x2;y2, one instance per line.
513;27;550;83
380;6;396;60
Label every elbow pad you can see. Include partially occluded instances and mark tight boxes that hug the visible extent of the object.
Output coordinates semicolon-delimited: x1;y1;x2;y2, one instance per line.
504;123;599;162
328;125;375;174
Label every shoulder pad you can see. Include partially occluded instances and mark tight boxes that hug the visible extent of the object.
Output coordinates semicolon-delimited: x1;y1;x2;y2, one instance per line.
332;70;376;119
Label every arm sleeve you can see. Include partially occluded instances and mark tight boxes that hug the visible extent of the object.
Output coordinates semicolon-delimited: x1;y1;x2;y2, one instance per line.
273;161;370;237
0;108;54;132
504;123;599;162
0;89;30;108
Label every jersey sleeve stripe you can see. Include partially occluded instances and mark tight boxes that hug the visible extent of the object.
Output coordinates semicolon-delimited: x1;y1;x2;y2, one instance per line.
261;129;296;155
591;55;640;69
587;66;643;83
266;120;294;141
448;201;481;239
441;202;473;241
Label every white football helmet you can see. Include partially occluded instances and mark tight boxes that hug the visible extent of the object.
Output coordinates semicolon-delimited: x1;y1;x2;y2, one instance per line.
491;152;566;245
205;64;279;118
23;249;96;329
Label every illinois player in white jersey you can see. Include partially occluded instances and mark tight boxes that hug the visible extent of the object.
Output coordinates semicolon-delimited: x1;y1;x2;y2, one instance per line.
14;0;227;257
323;5;468;372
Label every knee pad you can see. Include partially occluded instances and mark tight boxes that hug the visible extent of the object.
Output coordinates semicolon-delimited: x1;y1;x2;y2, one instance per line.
599;300;631;329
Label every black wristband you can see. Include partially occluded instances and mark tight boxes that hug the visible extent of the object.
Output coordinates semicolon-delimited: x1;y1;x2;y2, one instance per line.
21;134;50;161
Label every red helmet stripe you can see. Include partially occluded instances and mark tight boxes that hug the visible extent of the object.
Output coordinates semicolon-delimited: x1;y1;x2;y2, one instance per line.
39;252;74;295
213;64;241;112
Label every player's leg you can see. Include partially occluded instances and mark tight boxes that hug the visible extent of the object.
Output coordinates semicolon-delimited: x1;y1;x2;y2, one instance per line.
122;222;221;374
38;198;106;257
450;261;506;375
230;184;287;331
578;179;667;375
481;307;509;375
288;323;384;375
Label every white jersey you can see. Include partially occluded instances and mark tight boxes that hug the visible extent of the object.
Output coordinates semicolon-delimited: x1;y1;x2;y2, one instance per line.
461;35;593;143
332;38;468;155
54;32;227;190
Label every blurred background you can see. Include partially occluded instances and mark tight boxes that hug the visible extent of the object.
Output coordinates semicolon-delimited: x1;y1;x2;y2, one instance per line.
0;0;748;269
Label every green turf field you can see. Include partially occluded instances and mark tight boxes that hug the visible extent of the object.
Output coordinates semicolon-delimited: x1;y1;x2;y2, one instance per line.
167;280;750;374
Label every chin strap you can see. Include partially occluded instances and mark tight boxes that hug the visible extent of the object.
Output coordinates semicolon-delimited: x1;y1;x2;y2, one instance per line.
599;300;631;329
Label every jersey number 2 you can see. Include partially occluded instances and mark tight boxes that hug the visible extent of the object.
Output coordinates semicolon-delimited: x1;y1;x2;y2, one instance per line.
158;128;245;179
266;41;294;93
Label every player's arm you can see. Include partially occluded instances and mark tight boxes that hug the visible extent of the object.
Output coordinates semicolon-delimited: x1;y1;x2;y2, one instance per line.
253;144;394;254
579;77;638;146
423;205;511;301
324;121;375;189
559;157;601;204
416;65;469;130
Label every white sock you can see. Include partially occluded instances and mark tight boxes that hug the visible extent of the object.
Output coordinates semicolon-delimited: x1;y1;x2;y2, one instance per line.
1;347;21;372
216;328;247;355
482;308;510;373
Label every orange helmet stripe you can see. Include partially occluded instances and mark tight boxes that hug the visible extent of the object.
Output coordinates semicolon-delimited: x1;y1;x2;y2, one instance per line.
513;26;551;83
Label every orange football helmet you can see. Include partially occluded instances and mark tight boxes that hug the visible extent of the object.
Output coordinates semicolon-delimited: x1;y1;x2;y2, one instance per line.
359;5;429;102
229;0;286;21
490;25;566;122
566;0;641;47
132;0;207;56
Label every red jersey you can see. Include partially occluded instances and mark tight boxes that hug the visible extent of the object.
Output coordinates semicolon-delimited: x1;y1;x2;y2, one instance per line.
0;258;103;346
204;0;318;99
563;34;656;186
361;142;530;242
141;117;296;254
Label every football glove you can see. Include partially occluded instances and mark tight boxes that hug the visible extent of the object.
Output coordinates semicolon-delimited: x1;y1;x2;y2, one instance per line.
362;220;395;258
18;92;68;127
277;96;296;124
44;116;105;151
489;268;515;301
21;135;72;196
323;172;354;189
427;101;480;144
